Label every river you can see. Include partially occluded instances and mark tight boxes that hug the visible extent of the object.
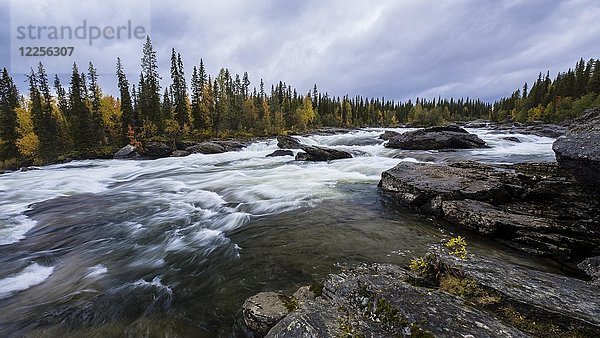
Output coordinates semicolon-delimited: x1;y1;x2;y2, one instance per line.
0;128;562;336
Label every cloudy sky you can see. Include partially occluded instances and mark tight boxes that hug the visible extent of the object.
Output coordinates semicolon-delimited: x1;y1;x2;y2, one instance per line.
2;0;600;102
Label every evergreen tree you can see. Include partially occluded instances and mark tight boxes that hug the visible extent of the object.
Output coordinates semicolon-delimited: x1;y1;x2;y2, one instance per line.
0;68;20;158
140;36;163;131
30;63;60;159
116;57;136;143
170;49;189;128
88;62;104;145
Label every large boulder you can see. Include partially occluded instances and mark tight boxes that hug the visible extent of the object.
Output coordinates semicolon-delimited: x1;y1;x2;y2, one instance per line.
277;135;303;149
186;142;226;154
379;130;401;140
295;146;352;162
385;125;488;150
140;142;174;158
553;108;600;192
379;161;600;259
242;292;293;336
114;145;139;159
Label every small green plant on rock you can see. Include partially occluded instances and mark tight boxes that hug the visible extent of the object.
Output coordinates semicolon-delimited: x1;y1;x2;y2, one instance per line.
445;236;468;259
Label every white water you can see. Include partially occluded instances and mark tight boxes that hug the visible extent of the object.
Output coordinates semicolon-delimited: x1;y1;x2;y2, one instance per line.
0;263;55;299
0;128;556;300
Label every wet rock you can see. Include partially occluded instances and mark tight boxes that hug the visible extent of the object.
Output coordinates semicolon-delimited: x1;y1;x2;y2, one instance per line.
170;150;191;157
186;142;226;154
213;140;246;152
277;135;303;149
292;286;315;305
385;125;488;150
434;248;600;334
266;264;527;338
379;130;401;140
140;142;174;158
266;150;294;157
553;108;600;192
379;161;600;259
175;140;198;150
528;125;567;138
242;292;292;336
114;145;139;159
503;136;522;143
578;256;600;286
464;119;490;128
295;146;352;162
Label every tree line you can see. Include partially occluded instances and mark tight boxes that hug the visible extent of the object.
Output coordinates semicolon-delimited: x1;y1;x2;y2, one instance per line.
493;57;600;123
1;36;598;168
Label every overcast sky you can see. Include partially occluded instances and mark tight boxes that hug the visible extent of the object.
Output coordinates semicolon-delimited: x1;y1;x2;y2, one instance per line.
2;0;600;102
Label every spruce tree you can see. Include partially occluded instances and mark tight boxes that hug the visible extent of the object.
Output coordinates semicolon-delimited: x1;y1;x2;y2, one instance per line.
116;57;135;142
0;68;20;158
140;36;163;132
87;62;104;146
30;63;60;160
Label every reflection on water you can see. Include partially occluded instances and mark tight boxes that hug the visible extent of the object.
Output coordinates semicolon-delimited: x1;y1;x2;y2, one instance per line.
0;128;559;336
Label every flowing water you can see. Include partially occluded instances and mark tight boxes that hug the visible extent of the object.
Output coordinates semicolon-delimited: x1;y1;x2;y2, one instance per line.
0;128;561;337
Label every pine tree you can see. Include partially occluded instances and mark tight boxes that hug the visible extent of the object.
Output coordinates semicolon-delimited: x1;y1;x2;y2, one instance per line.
116;57;136;143
30;63;60;159
68;63;96;151
0;68;20;158
88;62;104;145
587;59;600;94
170;49;189;128
140;36;163;132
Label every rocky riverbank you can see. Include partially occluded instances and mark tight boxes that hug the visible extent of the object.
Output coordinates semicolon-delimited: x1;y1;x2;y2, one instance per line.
243;244;600;337
241;109;600;337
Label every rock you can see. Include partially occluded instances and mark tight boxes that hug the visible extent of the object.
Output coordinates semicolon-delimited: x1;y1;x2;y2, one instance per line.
140;142;175;158
292;286;315;305
277;135;303;149
186;142;226;154
170;150;191;157
294;146;352;162
266;150;294;157
213;140;246;152
379;161;600;259
553;108;600;192
242;292;292;336
527;124;567;138
114;145;139;159
266;264;527;338
385;125;488;150
578;256;600;286
175;140;198;150
434;248;600;334
379;130;401;140
503;136;522;143
464;119;490;128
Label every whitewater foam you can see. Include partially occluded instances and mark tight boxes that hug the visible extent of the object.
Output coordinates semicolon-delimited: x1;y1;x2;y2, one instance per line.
0;263;54;299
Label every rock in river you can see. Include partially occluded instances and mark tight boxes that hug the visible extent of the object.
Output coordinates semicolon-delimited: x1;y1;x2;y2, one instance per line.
385;125;488;150
379;161;600;260
277;135;303;149
295;146;352;161
266;150;294;157
553;108;600;192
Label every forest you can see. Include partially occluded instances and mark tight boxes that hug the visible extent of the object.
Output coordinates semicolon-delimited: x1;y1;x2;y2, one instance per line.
1;36;599;169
